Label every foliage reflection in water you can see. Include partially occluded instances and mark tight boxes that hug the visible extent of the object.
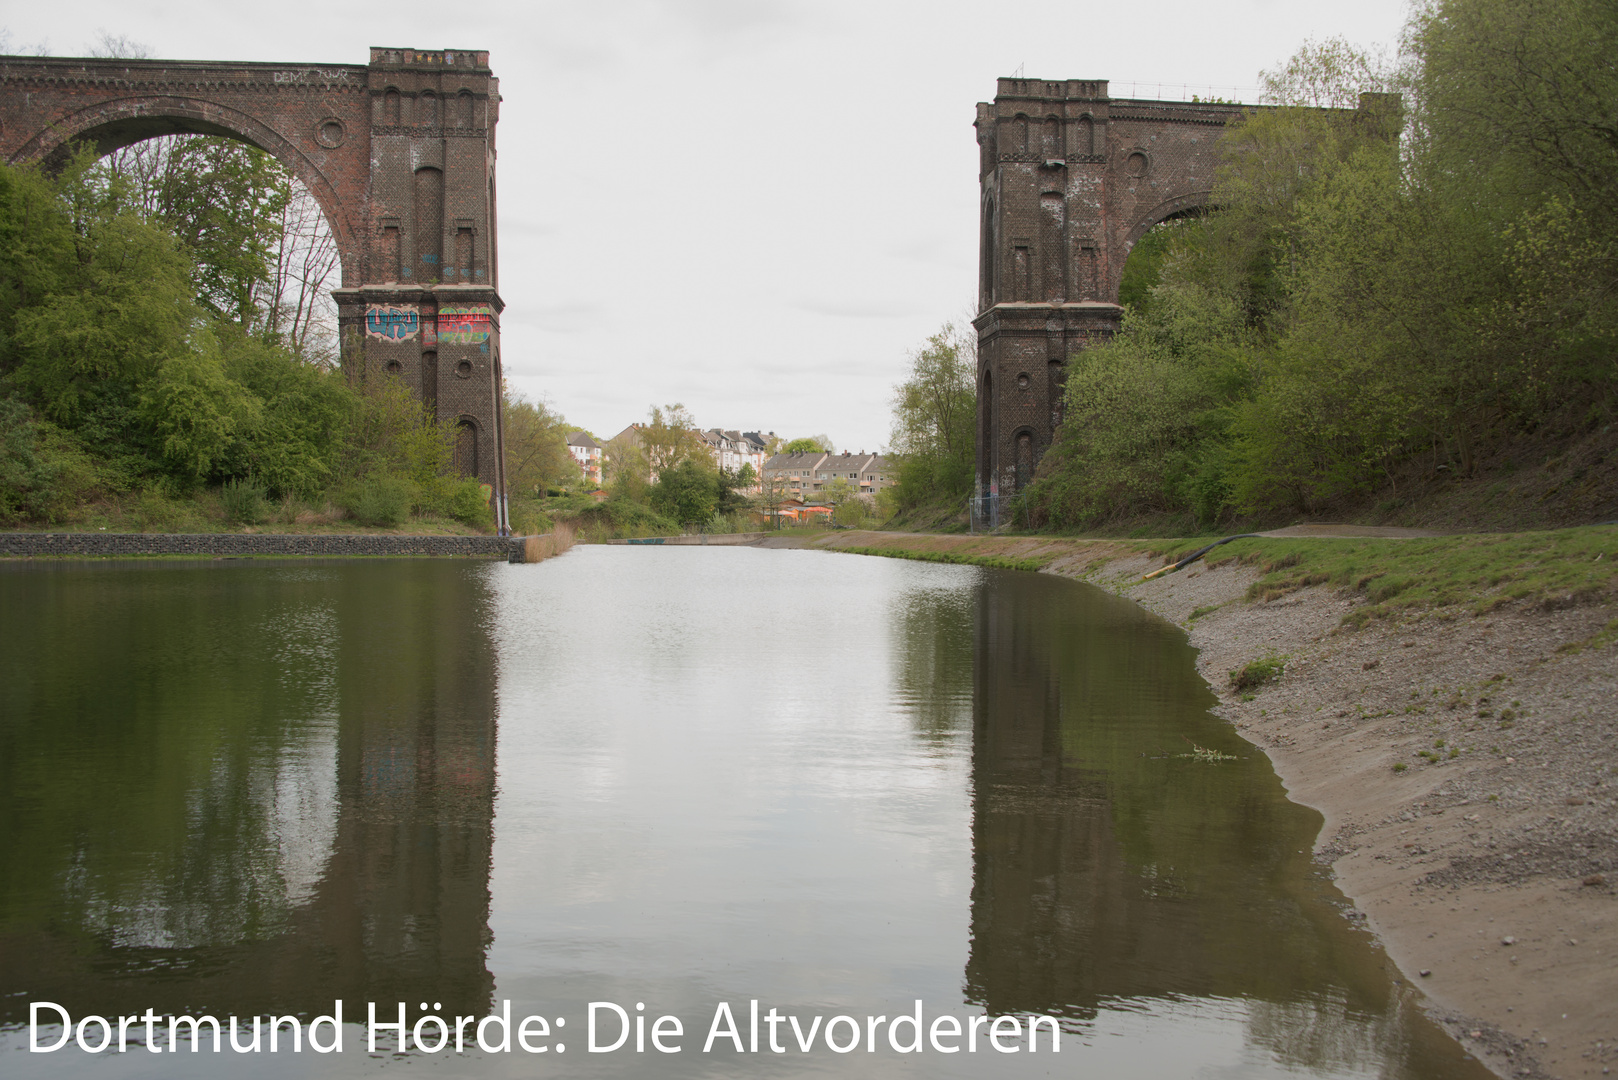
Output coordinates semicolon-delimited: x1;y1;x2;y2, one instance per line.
0;550;1486;1079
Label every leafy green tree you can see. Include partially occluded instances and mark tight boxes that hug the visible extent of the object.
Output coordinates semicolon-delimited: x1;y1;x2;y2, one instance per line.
219;329;351;496
783;436;833;453
137;336;259;483
889;323;975;510
641;403;704;476
603;431;650;501
2;153;198;426
503;391;574;496
649;457;719;526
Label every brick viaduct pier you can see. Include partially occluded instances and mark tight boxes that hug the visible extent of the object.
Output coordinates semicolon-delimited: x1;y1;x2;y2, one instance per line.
0;47;510;530
973;78;1247;503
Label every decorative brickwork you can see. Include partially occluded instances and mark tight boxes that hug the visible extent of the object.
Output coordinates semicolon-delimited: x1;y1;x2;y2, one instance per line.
973;79;1248;498
0;47;511;530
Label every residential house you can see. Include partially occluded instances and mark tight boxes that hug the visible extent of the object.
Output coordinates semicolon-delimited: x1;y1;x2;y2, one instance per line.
762;451;892;500
566;431;603;488
698;429;773;491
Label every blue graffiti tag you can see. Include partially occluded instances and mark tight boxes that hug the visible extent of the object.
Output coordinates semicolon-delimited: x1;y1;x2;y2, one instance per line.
365;306;419;341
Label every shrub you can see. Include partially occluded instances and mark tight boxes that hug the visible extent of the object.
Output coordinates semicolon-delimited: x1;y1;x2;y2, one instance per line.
444;478;494;529
220;478;268;525
341;475;411;527
1230;654;1286;691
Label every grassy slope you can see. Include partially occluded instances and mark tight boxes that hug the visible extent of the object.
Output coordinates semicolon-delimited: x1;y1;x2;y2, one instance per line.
818;526;1618;644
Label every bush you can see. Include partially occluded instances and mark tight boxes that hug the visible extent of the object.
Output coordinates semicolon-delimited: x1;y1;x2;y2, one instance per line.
444;478;494;529
0;398;58;524
341;475;411;527
220;478;268;525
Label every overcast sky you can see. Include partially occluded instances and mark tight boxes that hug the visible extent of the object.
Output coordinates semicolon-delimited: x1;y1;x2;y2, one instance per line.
8;1;1411;450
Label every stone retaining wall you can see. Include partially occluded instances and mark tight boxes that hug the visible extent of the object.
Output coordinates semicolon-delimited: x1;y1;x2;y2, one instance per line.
0;533;523;559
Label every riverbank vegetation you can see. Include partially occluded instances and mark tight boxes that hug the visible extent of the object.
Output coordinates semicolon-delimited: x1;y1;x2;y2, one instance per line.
812;524;1617;634
1155;526;1618;629
1024;0;1618;535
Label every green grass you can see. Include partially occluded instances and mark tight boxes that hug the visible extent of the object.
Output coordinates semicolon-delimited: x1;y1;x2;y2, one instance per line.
836;545;1055;573
1163;526;1618;628
1229;654;1287;691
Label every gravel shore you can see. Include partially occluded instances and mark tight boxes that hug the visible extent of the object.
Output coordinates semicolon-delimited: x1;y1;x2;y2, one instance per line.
805;530;1618;1080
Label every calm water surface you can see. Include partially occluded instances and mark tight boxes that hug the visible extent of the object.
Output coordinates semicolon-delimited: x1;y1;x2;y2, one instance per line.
0;548;1488;1078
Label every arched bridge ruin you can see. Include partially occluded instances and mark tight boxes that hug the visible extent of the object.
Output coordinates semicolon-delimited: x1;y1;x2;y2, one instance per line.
0;47;509;529
974;78;1247;503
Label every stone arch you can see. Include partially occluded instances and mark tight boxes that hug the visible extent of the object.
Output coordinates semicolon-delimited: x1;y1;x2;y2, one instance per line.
1123;190;1213;250
10;96;362;287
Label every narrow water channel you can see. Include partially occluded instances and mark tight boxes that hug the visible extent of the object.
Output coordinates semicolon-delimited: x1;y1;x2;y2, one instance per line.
0;548;1490;1078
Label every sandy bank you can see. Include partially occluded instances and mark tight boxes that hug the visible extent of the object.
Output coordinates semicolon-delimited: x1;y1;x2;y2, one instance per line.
795;529;1617;1080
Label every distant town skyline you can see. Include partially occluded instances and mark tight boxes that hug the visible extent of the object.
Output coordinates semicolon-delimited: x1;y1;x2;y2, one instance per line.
8;0;1411;450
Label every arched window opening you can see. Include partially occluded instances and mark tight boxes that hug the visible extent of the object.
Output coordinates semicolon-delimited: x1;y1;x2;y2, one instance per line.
414;167;444;281
1039;193;1065;302
383;89;401;126
1075;115;1094;156
456;91;474;129
1010;114;1029;155
418;90;439;128
1041;116;1061;160
455;418;479;478
89;133;342;365
1014;430;1034;492
980;197;997;310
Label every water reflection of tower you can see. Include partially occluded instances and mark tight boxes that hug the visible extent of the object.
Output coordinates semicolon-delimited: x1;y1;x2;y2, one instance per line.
961;572;1223;1018
0;562;498;1026
959;570;1497;1080
282;561;500;1018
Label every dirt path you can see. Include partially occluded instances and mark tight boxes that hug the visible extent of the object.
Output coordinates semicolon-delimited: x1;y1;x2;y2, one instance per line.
793;529;1618;1080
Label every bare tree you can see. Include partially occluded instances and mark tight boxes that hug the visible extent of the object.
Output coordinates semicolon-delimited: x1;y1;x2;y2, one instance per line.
260;184;341;366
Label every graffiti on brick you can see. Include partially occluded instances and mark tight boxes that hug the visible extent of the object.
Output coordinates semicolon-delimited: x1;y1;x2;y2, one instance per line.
365;305;419;341
439;305;494;349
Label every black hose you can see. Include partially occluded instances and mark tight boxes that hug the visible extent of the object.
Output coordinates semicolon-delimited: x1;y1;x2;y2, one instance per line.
1143;533;1264;579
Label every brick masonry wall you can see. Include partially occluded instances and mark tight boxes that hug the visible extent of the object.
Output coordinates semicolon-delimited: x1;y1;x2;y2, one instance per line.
0;533;523;559
972;78;1249;494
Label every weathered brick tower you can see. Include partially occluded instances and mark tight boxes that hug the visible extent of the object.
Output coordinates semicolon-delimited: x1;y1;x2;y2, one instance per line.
974;79;1244;507
0;47;509;531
